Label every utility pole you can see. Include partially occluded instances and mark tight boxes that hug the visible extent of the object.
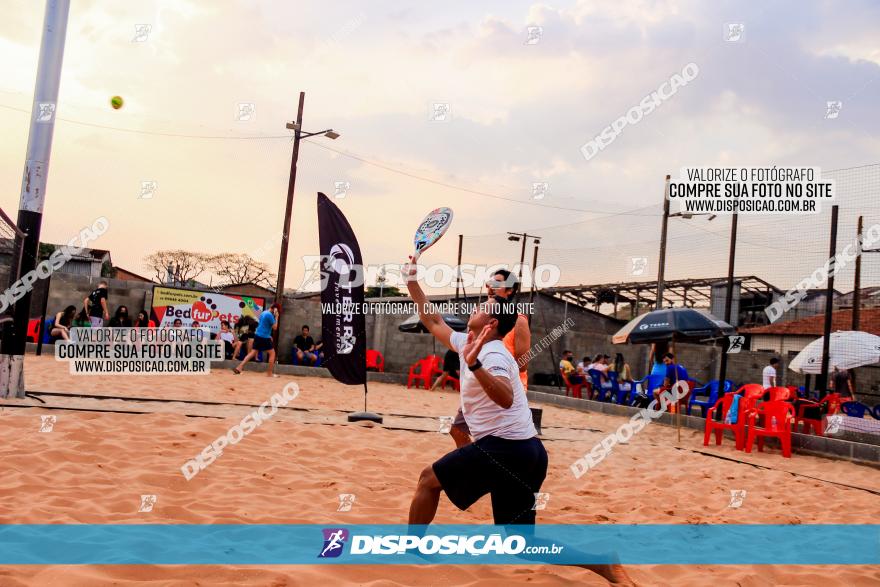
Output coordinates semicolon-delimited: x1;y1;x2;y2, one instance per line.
716;212;739;387
529;241;540;307
0;0;71;399
455;234;463;301
275;92;305;309
656;175;671;309
507;232;541;287
273;94;339;347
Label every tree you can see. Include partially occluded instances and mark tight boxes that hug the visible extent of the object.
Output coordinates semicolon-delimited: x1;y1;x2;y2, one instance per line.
208;253;276;288
144;250;210;284
365;285;405;298
101;261;117;279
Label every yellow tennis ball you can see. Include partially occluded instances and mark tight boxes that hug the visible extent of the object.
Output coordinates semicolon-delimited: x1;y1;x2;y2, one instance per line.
111;96;124;110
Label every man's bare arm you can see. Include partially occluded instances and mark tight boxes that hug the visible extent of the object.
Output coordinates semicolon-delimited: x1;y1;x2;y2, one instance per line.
405;260;454;350
472;369;514;409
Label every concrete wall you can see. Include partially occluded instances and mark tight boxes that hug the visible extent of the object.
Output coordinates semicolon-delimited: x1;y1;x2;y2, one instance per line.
25;273;156;322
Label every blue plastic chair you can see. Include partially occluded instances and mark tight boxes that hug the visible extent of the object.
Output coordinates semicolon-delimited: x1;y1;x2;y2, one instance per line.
607;372;631;404
631;373;665;406
42;318;56;344
688;379;734;417
587;369;612;402
841;401;871;418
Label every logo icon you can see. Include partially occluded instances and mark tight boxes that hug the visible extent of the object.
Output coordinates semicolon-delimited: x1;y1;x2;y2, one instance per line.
825;101;842;120
236;102;256;122
728;489;746;508
36;102;56;123
139;180;158;200
630;256;649;276
337;493;356;512
337;332;356;355
334;181;351;199
39;415;56;432
532;492;550;510
319;528;349;558
724;23;745;42
327;244;355;276
132;24;152;42
825;414;844;435
727;335;745;353
438;416;454;434
138;494;157;512
524;25;543;45
531;182;549;200
429;102;451;122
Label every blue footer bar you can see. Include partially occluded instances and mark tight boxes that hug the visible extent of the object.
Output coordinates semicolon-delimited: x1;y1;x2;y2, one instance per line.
0;524;876;565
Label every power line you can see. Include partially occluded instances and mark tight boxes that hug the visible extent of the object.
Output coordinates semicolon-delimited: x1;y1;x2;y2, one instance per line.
0;101;667;217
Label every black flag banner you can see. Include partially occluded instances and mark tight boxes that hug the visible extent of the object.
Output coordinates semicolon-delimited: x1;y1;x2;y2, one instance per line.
317;192;366;385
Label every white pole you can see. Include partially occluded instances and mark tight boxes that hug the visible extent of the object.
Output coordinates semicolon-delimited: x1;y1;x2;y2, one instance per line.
0;0;71;398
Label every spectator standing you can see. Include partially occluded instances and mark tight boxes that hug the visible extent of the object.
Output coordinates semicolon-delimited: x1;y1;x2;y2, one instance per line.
762;357;779;388
84;281;109;327
432;348;461;390
832;366;854;400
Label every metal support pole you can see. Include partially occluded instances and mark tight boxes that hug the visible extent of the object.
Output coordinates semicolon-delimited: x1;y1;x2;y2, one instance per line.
818;205;839;396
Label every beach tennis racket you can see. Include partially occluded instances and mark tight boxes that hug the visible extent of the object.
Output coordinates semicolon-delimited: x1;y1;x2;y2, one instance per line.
412;207;453;262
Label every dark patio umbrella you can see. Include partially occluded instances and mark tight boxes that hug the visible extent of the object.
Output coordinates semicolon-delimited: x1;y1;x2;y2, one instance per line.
398;313;467;334
612;307;735;345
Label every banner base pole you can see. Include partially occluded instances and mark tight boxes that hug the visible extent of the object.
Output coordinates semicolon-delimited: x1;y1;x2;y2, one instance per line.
347;411;383;424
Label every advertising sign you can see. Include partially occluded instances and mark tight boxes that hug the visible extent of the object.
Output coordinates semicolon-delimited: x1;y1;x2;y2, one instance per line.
150;286;265;333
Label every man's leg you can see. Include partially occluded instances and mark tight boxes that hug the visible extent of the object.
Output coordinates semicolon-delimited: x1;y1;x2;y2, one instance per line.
266;348;276;376
234;349;258;373
408;465;442;525
449;424;471;448
431;373;447;390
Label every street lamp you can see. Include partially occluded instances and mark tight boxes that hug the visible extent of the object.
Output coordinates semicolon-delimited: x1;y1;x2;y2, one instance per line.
274;92;340;344
656;174;714;309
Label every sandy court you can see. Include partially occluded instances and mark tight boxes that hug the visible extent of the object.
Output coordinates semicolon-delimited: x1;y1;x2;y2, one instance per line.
0;355;878;586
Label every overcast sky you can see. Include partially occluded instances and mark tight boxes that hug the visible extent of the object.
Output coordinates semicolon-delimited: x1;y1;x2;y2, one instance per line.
1;0;879;293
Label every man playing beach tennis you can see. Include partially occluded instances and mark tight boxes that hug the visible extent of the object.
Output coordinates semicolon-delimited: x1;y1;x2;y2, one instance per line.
449;268;531;448
404;258;634;585
405;258;545;526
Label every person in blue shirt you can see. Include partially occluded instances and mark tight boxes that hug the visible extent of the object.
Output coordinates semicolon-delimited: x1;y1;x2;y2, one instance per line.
652;351;689;404
233;303;280;377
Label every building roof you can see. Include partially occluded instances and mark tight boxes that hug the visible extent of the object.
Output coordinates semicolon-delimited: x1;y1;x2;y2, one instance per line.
113;266;155;282
742;308;880;337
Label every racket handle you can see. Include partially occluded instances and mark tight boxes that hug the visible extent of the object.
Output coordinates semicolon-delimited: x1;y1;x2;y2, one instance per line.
411;250;421;263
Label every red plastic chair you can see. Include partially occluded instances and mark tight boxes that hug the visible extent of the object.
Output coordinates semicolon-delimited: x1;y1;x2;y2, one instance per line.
704;392;753;450
795;393;842;436
746;401;795;458
766;386;794;402
366;349;385;372
442;375;460;391
560;369;585;399
26;318;41;343
407;355;442;389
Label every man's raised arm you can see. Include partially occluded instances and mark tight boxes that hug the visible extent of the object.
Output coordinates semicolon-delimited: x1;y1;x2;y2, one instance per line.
404;257;454;351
